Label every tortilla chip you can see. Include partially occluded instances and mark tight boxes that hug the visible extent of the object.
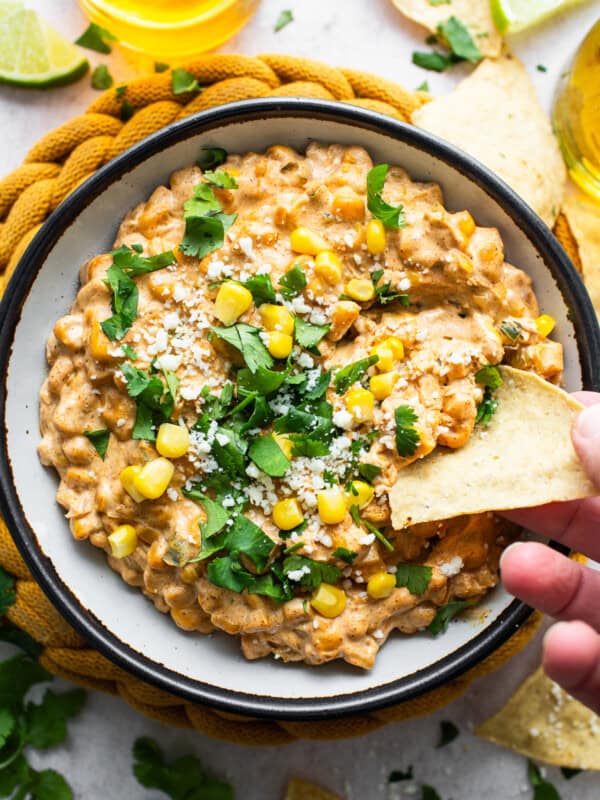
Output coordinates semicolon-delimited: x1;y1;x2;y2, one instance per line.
390;367;596;530
412;56;566;227
285;778;341;800
390;0;502;57
562;182;600;316
477;667;600;769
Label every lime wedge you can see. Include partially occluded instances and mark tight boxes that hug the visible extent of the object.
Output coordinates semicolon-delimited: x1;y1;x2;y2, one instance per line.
490;0;589;34
0;1;89;88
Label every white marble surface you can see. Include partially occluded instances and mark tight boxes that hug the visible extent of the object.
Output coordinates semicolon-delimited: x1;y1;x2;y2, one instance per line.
2;1;600;798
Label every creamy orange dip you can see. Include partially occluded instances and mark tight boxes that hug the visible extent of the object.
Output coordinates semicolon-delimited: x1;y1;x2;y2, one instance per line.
38;143;562;668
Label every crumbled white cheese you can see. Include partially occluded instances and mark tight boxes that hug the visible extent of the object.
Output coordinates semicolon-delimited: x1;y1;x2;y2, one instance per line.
439;556;463;577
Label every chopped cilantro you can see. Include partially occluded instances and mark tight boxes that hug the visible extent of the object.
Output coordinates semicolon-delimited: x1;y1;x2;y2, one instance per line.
528;761;561;800
242;274;276;305
75;22;117;54
416;80;430;91
120;344;137;360
289;435;329;457
294;317;330;349
83;429;110;460
371;268;410;306
437;17;482;62
120;99;134;122
133;737;233;800
389;766;414;783
203;169;238;189
475;365;503;425
334;355;378;394
122;364;178;441
171;67;200;95
332;547;357;564
282;555;341;591
357;463;382;483
211;323;273;372
91;64;113;90
437;720;459;747
181;182;237;259
350;506;394;552
182;488;230;539
366;164;406;229
412;51;453;72
422;787;442;800
275;9;294;31
279;263;307;300
394;405;420;457
560;768;582;780
303;369;332;400
115;84;127;98
0;567;15;617
154;62;169;73
395;563;432;595
248;434;290;477
499;320;523;341
196;147;227;170
428;599;475;635
537;64;548;73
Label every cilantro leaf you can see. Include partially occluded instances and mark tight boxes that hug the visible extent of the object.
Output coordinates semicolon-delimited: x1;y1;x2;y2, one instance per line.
282;555;341;591
357;463;381;483
171;68;200;95
528;761;561;800
437;720;459;748
334;355;379;394
242;274;276;306
0;567;15;616
121;344;137;360
332;547;357;564
122;364;177;440
207;557;254;593
422;786;442;800
211;324;274;372
75;23;117;53
0;624;42;659
289;435;329;458
437;16;482;63
394;405;420;457
120;99;134;122
182;489;230;539
560;768;582;780
83;429;109;460
428;599;475;635
0;708;15;749
279;263;307;300
91;64;113;90
203;170;238;189
475;365;503;425
416;80;430;91
499;320;523;341
237;366;287;395
154;62;169;73
133;737;234;800
275;9;294;32
389;766;413;782
412;51;453;72
367;165;406;229
361;517;394;552
475;365;503;389
303;369;332;400
181;212;237;259
196;147;228;170
294;317;330;349
248;435;290;478
0;655;51;708
29;769;73;800
24;689;86;749
395;564;432;595
371;268;410;306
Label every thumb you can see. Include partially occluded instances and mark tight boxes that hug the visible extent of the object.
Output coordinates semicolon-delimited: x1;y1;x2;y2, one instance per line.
572;402;600;485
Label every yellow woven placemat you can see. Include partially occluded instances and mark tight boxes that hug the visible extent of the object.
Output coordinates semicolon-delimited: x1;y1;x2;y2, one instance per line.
0;53;567;745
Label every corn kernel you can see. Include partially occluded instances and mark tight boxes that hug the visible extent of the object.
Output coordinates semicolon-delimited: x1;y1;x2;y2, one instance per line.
156;423;190;459
332;187;365;221
273;433;294;460
457;211;476;240
367;572;395;600
345;480;374;510
120;465;145;503
273;498;304;530
456;252;474;274
535;314;556;338
314;251;342;285
311;583;346;618
266;331;293;359
345;387;375;424
260;304;294;335
213;281;253;325
108;525;138;559
370;342;395;372
89;319;113;362
133;458;174;500
317;487;347;525
385;336;405;360
180;564;199;584
370;371;398;400
345;278;375;303
366;219;386;255
290;226;328;256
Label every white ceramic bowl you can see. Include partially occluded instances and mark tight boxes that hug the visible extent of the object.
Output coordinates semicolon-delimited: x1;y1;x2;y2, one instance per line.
1;99;598;719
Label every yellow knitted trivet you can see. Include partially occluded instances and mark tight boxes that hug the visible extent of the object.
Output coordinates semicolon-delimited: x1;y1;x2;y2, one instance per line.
1;53;576;745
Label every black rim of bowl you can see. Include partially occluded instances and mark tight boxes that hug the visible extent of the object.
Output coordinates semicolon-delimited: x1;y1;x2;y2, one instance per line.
1;98;598;720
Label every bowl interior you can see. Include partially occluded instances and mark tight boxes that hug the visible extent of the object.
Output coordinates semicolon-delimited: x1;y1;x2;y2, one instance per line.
1;101;595;718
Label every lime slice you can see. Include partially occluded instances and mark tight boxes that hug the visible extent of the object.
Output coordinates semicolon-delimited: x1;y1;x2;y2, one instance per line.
0;1;89;88
490;0;589;34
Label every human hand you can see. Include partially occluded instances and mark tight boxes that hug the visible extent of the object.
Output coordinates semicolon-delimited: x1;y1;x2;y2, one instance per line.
500;391;600;714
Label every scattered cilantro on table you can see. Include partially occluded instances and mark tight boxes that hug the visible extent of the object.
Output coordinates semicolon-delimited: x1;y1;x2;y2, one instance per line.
74;22;117;54
528;760;562;800
437;719;459;747
91;64;113;90
412;15;482;72
389;766;413;782
274;9;294;32
154;62;170;73
171;68;201;95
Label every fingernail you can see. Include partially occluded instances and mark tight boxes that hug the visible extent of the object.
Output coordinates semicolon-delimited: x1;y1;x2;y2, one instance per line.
574;404;600;440
499;541;524;568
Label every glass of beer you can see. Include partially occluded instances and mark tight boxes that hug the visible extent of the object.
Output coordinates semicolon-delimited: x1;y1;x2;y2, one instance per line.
77;0;260;61
553;19;600;201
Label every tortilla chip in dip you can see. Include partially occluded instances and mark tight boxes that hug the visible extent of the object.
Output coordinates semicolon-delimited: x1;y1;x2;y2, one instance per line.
477;667;600;769
285;779;341;800
390;367;596;530
412;56;566;227
390;0;502;57
562;182;600;316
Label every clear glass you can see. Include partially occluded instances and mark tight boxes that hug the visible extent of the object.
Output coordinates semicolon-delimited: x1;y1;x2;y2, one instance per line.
553;19;600;201
77;0;260;61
